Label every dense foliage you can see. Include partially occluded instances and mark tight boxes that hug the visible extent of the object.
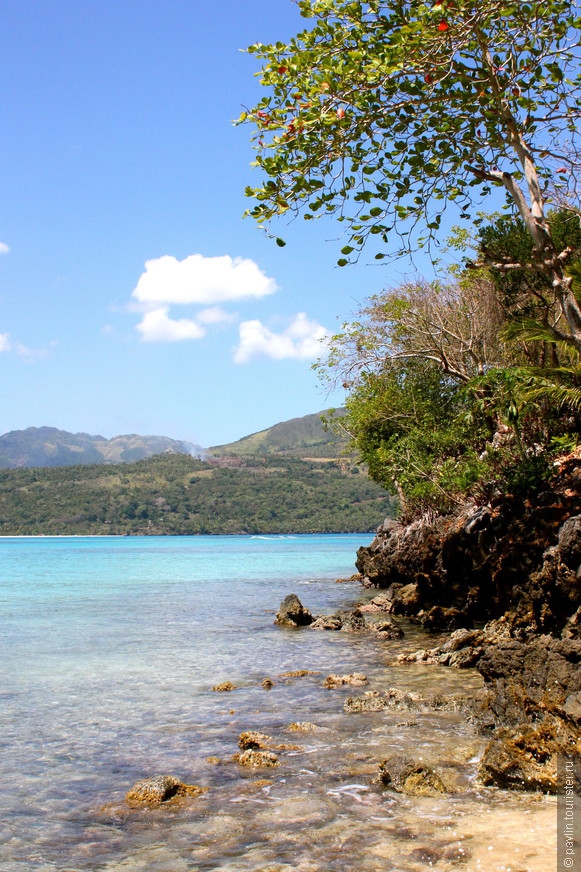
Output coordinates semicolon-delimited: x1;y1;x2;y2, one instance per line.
0;453;394;536
242;2;581;518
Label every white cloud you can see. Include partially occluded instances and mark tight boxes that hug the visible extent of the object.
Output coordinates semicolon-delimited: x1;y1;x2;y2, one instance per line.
132;254;277;307
0;332;54;361
0;243;9;255
136;306;206;343
234;313;329;364
196;306;237;325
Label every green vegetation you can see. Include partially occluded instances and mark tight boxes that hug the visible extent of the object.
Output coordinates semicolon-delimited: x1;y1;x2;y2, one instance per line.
0;453;394;535
209;410;349;458
242;2;581;519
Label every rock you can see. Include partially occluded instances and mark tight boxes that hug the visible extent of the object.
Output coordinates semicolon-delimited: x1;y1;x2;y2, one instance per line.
275;594;314;627
559;515;581;570
336;607;367;631
392;583;422;615
126;775;207;808
212;681;236;692
261;677;274;689
238;731;272;750
278;669;319;678
359;593;394;613
287;722;320;732
419;605;472;631
564;691;581;724
372;618;404;638
323;672;368;688
377;755;447;795
478;723;560;793
344;687;422;713
233;749;279;768
310;615;343;630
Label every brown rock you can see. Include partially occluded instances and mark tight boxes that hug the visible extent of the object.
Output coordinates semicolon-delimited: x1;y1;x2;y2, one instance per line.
478;723;561;793
238;731;272;750
126;775;207;808
212;681;236;692
233;749;279;768
323;672;368;688
377;755;447;795
275;594;314;627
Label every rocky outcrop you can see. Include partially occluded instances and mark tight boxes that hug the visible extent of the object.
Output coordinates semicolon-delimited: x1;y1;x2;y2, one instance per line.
126;775;207;808
376;755;448;795
356;453;581;637
275;594;314;627
359;451;581;791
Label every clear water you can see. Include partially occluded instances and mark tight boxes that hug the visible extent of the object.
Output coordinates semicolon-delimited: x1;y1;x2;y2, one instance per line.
0;535;556;871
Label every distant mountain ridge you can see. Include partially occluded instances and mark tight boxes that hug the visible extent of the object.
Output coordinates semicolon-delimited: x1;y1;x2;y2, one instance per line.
209;410;348;459
0;427;203;469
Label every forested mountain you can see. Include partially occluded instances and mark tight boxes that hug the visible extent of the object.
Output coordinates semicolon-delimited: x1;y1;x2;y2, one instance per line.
209;410;348;458
0;427;203;468
0;453;394;536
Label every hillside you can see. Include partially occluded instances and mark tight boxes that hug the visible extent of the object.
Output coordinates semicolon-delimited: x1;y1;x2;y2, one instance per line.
0;427;203;468
209;410;349;459
0;453;394;536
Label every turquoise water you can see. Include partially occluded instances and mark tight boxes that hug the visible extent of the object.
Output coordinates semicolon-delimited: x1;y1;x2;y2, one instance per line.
0;535;556;872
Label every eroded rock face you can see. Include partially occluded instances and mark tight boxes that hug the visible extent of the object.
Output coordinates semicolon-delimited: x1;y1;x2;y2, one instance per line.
356;453;581;638
126;775;206;808
233;749;279;768
275;594;314;627
377;755;448;796
478;723;561;793
238;731;272;751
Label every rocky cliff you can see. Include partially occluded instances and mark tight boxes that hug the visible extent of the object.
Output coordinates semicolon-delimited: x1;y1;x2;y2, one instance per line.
356;448;581;792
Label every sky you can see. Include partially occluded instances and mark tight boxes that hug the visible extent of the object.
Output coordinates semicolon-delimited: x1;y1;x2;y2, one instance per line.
0;0;436;448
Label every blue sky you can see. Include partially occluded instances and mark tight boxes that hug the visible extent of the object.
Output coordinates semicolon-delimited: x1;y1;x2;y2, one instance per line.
0;0;433;448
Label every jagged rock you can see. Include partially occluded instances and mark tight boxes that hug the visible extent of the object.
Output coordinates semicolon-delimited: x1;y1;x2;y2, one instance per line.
126;775;207;808
359;593;394;613
310;615;343;630
261;677;274;689
212;681;236;692
233;749;279;767
377;755;447;795
323;672;368;688
559;515;581;571
275;594;314;627
477;636;581;727
287;721;320;732
238;731;272;750
279;669;319;678
344;688;422;713
335;607;367;631
419;606;472;631
478;723;560;793
372;618;404;639
397;648;440;665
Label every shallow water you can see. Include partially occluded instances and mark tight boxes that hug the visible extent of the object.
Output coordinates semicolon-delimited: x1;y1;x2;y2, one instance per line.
0;535;556;871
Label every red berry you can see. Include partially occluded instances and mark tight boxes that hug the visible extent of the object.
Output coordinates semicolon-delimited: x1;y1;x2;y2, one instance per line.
438;20;449;31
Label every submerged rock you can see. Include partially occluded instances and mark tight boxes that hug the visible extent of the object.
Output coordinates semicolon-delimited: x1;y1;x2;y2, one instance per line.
212;681;236;692
238;731;272;751
275;594;314;627
323;672;368;688
310;615;343;630
345;688;422;713
372;618;404;639
377;755;448;795
126;775;207;808
233;749;279;768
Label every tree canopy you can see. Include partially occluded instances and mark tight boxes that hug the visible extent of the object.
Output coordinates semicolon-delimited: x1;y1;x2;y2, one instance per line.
241;0;581;347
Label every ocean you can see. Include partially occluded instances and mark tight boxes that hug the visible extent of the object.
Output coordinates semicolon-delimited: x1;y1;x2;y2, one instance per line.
0;534;556;871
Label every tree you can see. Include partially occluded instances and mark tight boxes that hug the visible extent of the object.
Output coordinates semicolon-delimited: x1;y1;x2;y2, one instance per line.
241;0;581;347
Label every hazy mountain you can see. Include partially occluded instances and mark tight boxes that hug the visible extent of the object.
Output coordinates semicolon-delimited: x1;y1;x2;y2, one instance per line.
0;427;203;469
209;410;349;459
